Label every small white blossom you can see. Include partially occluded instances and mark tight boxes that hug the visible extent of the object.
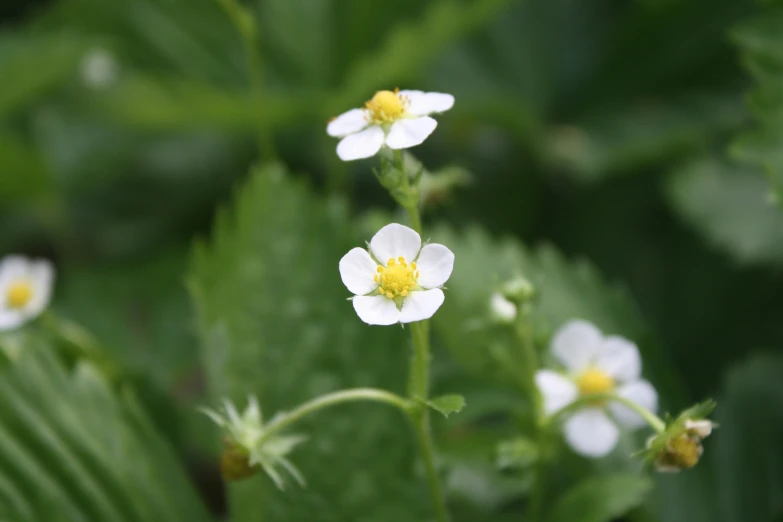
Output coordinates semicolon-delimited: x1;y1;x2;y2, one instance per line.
327;89;454;161
0;256;54;331
339;223;454;325
684;419;714;438
80;48;119;90
201;397;306;489
489;292;517;323
535;319;658;458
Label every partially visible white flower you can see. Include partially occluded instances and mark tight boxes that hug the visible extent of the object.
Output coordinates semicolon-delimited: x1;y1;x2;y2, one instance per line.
327;89;454;161
684;419;714;438
201;396;306;488
535;320;658;458
489;292;517;323
0;256;54;331
339;223;454;325
80;48;119;90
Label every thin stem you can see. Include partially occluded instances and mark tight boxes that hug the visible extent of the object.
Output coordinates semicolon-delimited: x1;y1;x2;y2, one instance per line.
394;149;422;233
547;392;666;433
262;388;411;440
217;0;275;160
408;320;449;522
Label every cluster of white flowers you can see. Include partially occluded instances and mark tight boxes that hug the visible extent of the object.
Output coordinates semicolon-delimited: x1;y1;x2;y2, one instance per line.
0;256;54;331
536;320;658;457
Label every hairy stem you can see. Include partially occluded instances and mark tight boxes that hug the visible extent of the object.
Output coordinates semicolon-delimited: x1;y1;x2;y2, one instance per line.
261;388;411;440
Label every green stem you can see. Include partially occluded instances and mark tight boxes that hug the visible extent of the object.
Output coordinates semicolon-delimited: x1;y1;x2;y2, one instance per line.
513;311;545;522
547;392;666;433
394;149;422;233
261;388;411;440
409;321;449;522
217;0;275;160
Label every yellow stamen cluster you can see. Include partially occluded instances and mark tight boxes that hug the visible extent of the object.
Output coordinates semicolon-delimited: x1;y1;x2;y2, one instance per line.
365;90;406;123
374;257;419;299
659;434;703;470
577;368;615;396
6;281;33;309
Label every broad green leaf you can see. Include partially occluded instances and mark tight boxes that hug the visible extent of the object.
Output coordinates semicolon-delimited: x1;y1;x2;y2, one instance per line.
190;164;431;521
0;337;211;522
423;394;466;418
547;474;652;522
665;156;783;265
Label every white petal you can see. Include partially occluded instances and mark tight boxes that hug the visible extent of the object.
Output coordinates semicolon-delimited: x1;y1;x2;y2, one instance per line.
489;292;517;322
685;419;713;438
370;223;421;265
415;244;454;289
594;335;641;383
339;248;379;296
385;117;437;149
352;295;400;325
400;91;455;116
0;255;29;287
535;370;577;415
551;320;603;373
327;108;369;137
336;125;385;161
25;260;54;314
0;309;25;331
610;380;658;428
564;409;619;458
399;288;444;323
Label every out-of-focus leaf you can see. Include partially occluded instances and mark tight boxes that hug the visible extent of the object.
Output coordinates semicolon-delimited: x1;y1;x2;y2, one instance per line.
190;164;432;521
546;90;745;183
711;353;783;522
665;156;783;265
0;33;85;115
731;9;783;204
0;339;211;522
0;132;51;202
547;473;652;522
331;0;516;112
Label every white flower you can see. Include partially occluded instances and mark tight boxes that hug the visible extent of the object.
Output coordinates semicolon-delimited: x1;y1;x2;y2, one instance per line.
201;396;306;489
535;320;658;458
327;89;454;161
80;48;119;90
0;256;54;331
489;292;517;323
339;223;454;325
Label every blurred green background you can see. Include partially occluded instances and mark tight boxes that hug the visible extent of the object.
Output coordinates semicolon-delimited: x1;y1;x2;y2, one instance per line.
2;0;783;521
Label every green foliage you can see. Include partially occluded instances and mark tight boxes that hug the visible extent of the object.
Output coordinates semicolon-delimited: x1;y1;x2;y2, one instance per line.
422;394;466;418
547;474;652;522
0;338;211;522
666;156;783;265
731;8;783;202
190;164;430;521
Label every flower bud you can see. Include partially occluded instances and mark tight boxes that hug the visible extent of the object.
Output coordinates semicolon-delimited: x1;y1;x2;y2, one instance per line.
501;275;535;303
220;438;260;481
489;292;517;323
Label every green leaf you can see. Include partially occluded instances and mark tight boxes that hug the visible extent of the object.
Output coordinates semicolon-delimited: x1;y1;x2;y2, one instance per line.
422;394;466;418
731;9;783;205
547;474;653;522
190;164;430;521
665;155;783;265
710;353;783;522
0;337;211;522
545;90;745;183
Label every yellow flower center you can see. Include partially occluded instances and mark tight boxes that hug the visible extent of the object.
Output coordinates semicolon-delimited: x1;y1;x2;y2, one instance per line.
6;281;33;309
374;257;419;299
365;90;406;123
577;368;615;396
